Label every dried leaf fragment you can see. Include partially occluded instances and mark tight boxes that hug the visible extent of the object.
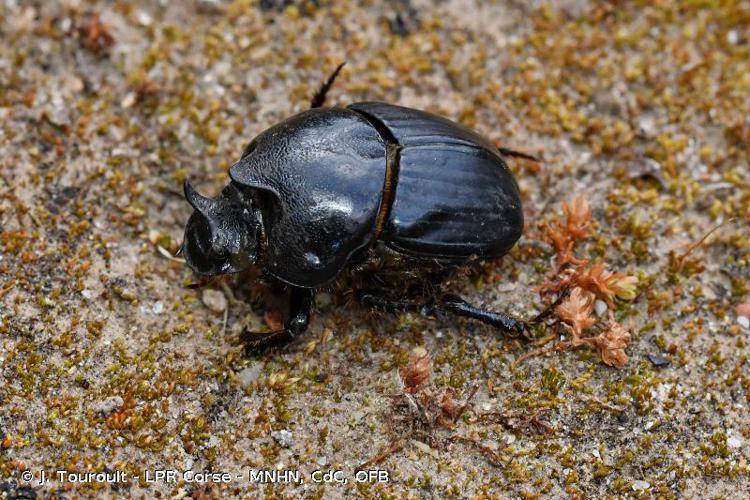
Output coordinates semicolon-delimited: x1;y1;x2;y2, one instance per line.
575;262;638;306
400;352;431;394
556;287;596;339
541;195;593;267
562;195;593;240
77;14;114;57
583;322;632;368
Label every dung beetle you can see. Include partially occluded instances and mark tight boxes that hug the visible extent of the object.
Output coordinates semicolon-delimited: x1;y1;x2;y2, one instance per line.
180;64;542;350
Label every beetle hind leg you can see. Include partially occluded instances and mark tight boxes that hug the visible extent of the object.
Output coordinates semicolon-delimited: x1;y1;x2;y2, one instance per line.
240;287;315;352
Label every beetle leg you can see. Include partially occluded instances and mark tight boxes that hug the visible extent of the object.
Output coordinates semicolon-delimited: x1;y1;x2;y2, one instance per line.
310;62;345;108
357;290;526;337
240;287;315;352
439;294;525;336
356;290;438;318
497;146;541;163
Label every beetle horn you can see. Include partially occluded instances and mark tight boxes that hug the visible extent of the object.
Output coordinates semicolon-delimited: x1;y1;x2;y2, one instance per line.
184;179;218;216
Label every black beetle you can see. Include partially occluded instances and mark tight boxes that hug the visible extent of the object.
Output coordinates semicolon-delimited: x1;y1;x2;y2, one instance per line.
180;64;542;350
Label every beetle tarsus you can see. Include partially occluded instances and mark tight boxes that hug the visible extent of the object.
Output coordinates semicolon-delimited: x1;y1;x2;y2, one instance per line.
310;62;346;108
241;287;314;352
497;146;541;163
439;294;525;336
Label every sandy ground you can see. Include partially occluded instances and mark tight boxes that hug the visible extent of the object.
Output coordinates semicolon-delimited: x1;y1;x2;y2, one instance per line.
1;0;750;498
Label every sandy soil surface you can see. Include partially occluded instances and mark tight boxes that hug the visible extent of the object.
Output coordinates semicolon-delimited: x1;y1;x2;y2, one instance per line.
1;0;750;498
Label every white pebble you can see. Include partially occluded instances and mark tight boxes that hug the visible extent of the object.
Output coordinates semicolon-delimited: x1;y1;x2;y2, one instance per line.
271;429;293;448
632;480;650;491
738;316;749;329
136;10;152;26
202;289;227;313
728;436;742;448
152;301;163;314
594;300;608;317
237;363;263;386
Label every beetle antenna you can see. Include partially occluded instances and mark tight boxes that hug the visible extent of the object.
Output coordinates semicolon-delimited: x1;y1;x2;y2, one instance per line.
310;61;346;109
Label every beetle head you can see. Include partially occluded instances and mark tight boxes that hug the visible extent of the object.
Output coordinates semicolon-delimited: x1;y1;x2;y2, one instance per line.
180;180;261;275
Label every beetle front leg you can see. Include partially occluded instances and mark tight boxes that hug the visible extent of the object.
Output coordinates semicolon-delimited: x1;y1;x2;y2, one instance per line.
240;287;315;352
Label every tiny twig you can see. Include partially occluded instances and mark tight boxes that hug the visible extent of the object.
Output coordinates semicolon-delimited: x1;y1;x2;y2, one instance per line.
356;438;406;471
156;244;185;263
452;385;479;423
221;306;229;336
479;408;554;434
512;341;573;368
676;218;736;269
450;435;507;467
526;285;573;327
219;281;239;306
0;280;17;300
579;395;626;413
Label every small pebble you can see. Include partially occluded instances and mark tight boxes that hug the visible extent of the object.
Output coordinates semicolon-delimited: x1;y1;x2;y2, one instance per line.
727;436;742;448
271;429;293;448
196;0;223;13
95;396;124;416
594;299;608;317
316;456;327;466
152;301;163;314
237;363;263;386
632;480;650;491
136;10;153;26
202;289;227;313
737;316;749;329
121;92;136;108
412;346;428;357
647;354;670;367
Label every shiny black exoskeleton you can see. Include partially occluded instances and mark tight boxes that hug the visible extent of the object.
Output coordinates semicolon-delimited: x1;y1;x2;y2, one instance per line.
181;64;536;350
